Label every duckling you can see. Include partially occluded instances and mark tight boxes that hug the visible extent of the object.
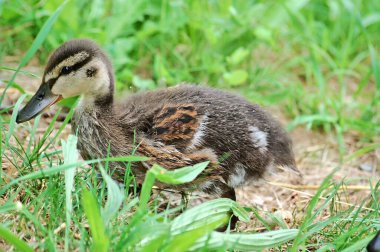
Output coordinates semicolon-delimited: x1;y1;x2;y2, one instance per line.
16;39;297;222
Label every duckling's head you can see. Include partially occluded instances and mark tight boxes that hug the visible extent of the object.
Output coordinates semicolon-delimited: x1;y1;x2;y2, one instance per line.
16;39;114;123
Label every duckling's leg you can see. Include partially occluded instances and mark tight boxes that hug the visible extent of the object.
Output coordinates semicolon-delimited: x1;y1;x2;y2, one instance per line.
199;180;238;231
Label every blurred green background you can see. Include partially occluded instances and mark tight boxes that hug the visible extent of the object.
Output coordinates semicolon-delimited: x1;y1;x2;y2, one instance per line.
1;0;379;142
1;1;380;250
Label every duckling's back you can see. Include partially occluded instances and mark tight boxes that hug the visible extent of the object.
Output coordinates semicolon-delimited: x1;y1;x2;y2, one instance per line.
121;84;297;188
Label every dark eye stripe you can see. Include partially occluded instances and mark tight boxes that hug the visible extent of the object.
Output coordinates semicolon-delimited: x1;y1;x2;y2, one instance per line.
58;56;92;77
46;77;59;88
46;56;93;88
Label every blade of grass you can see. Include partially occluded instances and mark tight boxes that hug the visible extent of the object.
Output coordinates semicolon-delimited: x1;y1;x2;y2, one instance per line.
0;201;22;214
4;94;26;151
99;164;125;224
19;207;48;236
0;155;148;195
27;107;64;163
0;66;40;78
61;135;79;252
82;188;109;252
369;44;380;92
290;168;338;251
26;114;41;155
0;225;34;252
339;236;374;252
38;99;78;156
346;143;380;162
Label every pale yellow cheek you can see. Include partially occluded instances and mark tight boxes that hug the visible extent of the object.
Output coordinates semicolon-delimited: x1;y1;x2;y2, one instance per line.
51;73;90;98
50;59;109;99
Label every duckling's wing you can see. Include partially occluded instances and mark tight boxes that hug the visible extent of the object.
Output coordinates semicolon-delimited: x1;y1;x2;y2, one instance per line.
138;140;218;170
151;103;200;148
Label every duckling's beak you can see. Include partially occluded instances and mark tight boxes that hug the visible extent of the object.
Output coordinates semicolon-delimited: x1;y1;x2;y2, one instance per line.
16;82;63;123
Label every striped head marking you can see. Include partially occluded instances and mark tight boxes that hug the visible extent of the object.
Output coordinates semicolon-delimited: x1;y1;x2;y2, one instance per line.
16;39;114;123
45;39;114;99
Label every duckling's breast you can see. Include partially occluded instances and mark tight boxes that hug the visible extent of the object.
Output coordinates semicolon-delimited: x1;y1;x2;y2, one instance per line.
71;107;147;179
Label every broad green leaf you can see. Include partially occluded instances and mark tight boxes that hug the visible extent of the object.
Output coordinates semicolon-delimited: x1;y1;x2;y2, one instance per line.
162;219;226;252
138;229;169;252
254;26;273;42
150;162;209;185
190;229;299;251
171;198;248;234
132;75;156;90
231;204;250;222
223;70;248;86
227;48;250;66
125;222;170;250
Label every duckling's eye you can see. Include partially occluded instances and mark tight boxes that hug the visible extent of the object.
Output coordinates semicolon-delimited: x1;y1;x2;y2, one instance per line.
60;66;72;75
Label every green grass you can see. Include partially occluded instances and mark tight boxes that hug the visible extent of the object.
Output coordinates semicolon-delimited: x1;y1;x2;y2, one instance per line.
1;0;379;141
1;0;380;251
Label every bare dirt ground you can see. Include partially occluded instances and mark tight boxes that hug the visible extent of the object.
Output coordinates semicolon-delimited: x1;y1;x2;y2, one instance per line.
1;59;379;232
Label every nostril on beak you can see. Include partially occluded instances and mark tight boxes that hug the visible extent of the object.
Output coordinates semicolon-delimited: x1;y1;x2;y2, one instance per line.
37;92;45;101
